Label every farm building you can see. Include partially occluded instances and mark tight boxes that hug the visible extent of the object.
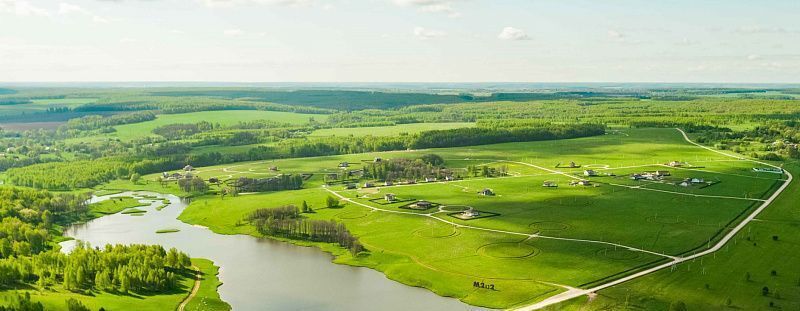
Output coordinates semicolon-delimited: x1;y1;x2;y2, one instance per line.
655;170;671;176
753;167;783;174
406;179;417;184
479;188;495;196
425;177;437;182
571;180;591;186
412;200;432;209
690;178;704;183
384;193;396;202
184;165;194;171
445;175;455;181
583;170;597;177
630;174;644;180
542;181;558;187
461;210;480;218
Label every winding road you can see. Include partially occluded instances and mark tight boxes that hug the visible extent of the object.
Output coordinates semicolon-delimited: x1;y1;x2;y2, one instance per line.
512;129;794;310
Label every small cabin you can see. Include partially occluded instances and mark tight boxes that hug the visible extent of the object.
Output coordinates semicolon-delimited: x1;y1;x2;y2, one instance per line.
462;210;480;218
583;170;597;177
445;176;455;181
655;170;670;177
690;178;704;183
184;165;194;171
209;177;219;184
338;162;349;168
384;193;396;202
414;200;432;209
542;181;557;187
479;188;495;196
326;173;339;180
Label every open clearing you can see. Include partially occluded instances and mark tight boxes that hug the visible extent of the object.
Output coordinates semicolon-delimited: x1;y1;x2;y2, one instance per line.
171;128;789;309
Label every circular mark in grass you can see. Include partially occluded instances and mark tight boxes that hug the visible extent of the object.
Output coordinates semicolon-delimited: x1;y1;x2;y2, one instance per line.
439;205;471;212
596;248;641;261
413;226;461;239
335;211;370;220
478;242;541;259
645;215;685;225
529;221;570;231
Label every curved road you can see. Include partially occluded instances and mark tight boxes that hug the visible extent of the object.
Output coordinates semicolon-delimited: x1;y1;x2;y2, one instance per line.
513;128;794;310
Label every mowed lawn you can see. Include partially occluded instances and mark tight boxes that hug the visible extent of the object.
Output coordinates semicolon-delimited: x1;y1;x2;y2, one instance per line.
309;122;475;137
172;128;788;309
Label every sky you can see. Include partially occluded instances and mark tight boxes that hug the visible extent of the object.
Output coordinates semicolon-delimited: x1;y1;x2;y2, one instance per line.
1;0;799;83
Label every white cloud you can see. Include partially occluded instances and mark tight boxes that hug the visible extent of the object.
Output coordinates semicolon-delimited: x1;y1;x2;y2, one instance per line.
413;26;446;40
224;29;244;36
497;27;529;41
0;0;51;17
202;0;314;8
394;0;460;17
58;2;109;23
735;26;799;34
747;54;761;61
119;38;137;44
170;29;185;34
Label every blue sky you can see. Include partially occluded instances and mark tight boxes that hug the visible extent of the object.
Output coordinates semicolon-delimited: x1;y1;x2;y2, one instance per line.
1;0;798;82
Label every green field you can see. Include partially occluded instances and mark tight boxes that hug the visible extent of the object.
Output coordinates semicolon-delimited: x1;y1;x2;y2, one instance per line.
172;128;786;309
78;110;327;141
309;122;475;137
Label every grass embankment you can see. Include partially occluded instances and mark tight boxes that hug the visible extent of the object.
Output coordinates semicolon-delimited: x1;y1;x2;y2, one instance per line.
553;163;799;310
183;259;231;311
0;259;229;311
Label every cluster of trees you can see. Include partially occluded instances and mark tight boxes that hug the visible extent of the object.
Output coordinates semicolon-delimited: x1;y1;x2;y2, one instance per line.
0;243;190;293
152;121;214;140
230;174;304;193
410;123;606;149
248;205;363;256
466;165;508;177
362;155;452;181
63;111;156;131
6;157;183;190
177;176;209;193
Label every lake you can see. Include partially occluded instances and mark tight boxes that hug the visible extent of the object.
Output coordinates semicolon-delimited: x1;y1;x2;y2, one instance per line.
60;192;481;311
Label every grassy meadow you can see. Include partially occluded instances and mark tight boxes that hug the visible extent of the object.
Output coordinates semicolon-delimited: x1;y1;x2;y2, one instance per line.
171;128;786;309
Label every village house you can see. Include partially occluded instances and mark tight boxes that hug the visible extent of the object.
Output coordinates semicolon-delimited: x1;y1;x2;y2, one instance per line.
363;182;375;188
678;181;690;187
413;200;432;209
326;173;339;180
461;210;480;218
479;188;495;196
690;177;705;183
183;165;194;171
655;170;671;177
209;177;219;184
630;173;644;180
338;162;349;168
384;193;396;202
445;175;455;181
542;181;558;187
583;170;597;177
406;179;417;184
667;161;683;167
571;180;591;186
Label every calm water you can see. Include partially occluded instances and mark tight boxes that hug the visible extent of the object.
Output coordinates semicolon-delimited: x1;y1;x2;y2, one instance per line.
60;192;480;311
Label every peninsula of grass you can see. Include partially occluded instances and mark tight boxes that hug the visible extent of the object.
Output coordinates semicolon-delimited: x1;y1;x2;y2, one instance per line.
89;196;148;217
121;208;147;215
156;228;180;234
184;259;232;311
